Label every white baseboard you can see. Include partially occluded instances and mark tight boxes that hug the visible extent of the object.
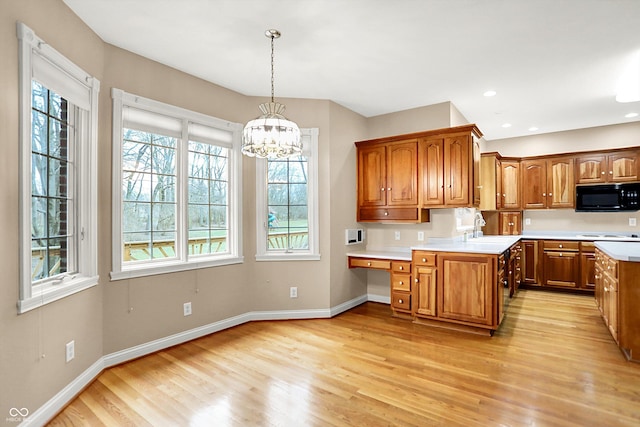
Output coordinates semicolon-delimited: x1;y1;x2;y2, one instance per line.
21;294;374;427
368;293;391;304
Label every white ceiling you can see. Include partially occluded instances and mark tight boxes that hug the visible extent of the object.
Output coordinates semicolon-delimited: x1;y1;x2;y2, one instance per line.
62;0;640;141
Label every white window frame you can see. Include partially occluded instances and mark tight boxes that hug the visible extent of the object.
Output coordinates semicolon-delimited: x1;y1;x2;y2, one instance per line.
111;89;243;280
17;22;100;313
255;128;320;261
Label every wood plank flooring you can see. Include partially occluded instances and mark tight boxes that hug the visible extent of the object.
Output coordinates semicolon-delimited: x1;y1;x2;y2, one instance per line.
48;290;640;426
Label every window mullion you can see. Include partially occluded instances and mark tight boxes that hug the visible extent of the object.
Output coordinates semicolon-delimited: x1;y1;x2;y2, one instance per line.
177;121;189;262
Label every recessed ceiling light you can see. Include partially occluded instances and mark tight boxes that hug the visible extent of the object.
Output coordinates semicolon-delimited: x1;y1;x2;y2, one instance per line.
501;123;512;128
625;112;638;118
528;126;539;132
484;90;497;97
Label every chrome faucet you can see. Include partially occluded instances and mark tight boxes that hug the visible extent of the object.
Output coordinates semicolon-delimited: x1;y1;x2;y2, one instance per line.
473;212;486;238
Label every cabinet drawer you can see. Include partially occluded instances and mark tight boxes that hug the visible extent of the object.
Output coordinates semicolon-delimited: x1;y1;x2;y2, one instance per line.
605;259;618;279
392;261;411;273
359;207;421;221
391;274;411;291
391;291;411;311
413;251;436;266
543;240;579;251
348;257;391;270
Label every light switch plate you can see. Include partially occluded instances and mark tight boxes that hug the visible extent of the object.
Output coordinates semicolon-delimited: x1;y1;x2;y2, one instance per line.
630;218;637;226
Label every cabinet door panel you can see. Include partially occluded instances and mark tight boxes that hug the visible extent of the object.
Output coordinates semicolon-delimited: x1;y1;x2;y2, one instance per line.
358;145;386;207
419;138;444;206
444;135;470;206
576;155;606;184
521;160;546;209
501;161;520;209
522;240;540;285
609;152;638;182
548;158;574;208
438;254;493;325
414;266;437;317
387;141;418;206
543;251;578;288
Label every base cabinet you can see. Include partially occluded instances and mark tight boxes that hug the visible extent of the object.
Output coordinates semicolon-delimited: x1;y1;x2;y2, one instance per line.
411;251;503;334
593;248;640;361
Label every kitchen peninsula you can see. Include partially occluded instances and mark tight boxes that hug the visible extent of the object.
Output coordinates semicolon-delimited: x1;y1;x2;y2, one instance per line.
348;235;519;335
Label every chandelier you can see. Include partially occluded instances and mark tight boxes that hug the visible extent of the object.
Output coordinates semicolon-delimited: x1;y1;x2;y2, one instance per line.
242;29;302;159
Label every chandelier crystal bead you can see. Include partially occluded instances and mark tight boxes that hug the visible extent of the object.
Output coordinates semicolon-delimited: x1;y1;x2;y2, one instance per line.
242;30;302;159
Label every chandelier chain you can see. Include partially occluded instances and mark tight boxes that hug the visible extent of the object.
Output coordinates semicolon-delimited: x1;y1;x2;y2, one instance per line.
270;34;275;103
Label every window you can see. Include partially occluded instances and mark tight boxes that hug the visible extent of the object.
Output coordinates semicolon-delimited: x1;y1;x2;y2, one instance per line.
111;89;243;280
17;23;100;313
256;129;320;261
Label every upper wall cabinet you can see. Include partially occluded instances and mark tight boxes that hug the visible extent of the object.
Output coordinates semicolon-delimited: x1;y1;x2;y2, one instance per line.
480;154;520;210
356;138;428;223
521;157;574;209
418;126;482;208
355;124;482;222
575;150;639;184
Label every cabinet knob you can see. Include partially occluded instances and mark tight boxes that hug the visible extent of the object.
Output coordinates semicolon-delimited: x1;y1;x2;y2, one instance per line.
559;253;563;257
604;286;609;292
384;211;389;216
559;244;563;248
399;281;403;285
602;171;606;175
610;171;613;175
367;262;371;266
422;258;427;262
415;278;419;283
503;193;506;197
387;187;392;191
399;266;403;270
543;192;546;196
398;299;404;304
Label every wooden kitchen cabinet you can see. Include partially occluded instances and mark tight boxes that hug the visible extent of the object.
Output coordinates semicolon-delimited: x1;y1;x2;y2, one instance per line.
595;249;619;344
390;260;412;316
357;139;427;222
580;241;596;290
413;251;437;318
437;252;495;327
542;240;579;288
418;125;482;208
499;211;522;235
501;160;520;209
509;241;522;297
575;150;639;184
521;239;540;286
521;157;574;209
479;154;520;211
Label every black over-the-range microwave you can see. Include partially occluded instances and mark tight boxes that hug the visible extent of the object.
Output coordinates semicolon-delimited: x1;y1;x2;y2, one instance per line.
575;183;640;212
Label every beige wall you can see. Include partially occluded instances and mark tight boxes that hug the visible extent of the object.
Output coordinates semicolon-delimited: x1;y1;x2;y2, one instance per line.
365;101;453;139
1;0;106;422
1;0;367;421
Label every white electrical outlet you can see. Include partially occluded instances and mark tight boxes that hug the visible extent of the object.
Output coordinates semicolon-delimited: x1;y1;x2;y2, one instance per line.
417;231;425;241
525;218;531;225
394;231;401;240
290;287;298;298
65;340;75;363
630;218;637;226
183;302;192;316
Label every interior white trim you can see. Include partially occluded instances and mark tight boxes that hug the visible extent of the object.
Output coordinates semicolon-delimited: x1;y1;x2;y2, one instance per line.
22;294;378;426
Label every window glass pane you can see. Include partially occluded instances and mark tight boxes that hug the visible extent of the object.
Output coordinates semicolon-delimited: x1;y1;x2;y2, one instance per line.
266;155;310;251
187;141;229;256
122;129;177;263
31;110;47;153
30;83;75;281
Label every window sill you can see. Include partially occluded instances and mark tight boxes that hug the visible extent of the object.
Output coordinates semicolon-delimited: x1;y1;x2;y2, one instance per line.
110;255;244;281
18;275;99;314
255;253;321;262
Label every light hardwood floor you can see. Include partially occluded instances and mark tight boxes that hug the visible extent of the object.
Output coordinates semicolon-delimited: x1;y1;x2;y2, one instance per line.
48;290;640;426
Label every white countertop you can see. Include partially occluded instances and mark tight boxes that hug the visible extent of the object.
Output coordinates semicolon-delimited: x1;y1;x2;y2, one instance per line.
595;241;640;262
347;235;519;260
347;233;640;262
